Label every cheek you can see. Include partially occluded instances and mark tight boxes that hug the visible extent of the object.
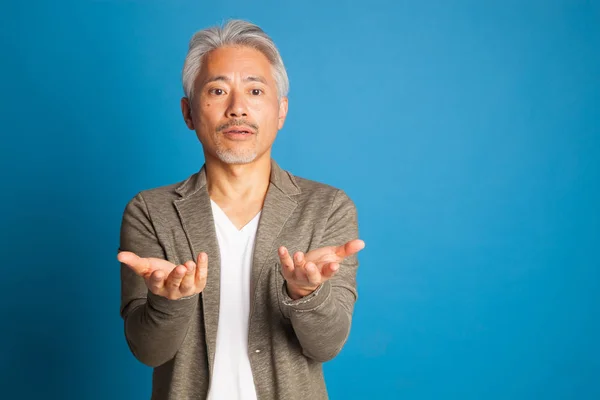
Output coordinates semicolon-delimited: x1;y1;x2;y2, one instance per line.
251;101;280;124
198;102;220;124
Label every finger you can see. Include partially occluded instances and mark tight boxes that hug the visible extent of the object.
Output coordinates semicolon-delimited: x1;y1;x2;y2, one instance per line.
293;252;309;283
117;251;151;276
166;264;187;293
335;239;366;259
278;247;295;276
305;261;322;286
321;262;340;280
195;252;208;290
293;251;306;268
147;269;166;294
179;260;196;294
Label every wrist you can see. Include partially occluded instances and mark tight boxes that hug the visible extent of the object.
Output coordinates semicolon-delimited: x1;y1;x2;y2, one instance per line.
285;281;318;300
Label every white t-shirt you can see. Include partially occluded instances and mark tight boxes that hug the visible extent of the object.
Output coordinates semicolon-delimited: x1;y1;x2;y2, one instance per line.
206;199;261;400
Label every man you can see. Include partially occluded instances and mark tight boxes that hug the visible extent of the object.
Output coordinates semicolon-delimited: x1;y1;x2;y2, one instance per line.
118;19;365;400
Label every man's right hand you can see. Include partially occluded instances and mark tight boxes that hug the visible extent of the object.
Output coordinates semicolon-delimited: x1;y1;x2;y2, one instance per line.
118;251;208;300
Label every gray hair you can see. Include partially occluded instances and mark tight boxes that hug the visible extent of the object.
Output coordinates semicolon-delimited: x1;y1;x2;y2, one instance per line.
182;19;289;101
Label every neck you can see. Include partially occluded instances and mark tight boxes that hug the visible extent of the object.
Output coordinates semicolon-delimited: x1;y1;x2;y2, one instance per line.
204;153;271;204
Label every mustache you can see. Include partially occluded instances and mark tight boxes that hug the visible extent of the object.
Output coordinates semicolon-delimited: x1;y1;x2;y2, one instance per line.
216;119;259;132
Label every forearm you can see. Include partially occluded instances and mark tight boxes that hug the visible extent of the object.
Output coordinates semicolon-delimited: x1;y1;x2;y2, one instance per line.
282;281;355;362
119;192;199;366
123;292;198;367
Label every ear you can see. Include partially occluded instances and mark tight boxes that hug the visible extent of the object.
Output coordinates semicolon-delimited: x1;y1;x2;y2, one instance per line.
181;97;195;130
277;97;289;130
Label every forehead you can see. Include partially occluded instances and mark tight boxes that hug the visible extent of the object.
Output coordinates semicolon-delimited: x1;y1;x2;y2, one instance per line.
199;46;275;83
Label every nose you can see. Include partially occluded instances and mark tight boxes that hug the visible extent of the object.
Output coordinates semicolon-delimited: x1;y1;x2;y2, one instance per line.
225;91;248;118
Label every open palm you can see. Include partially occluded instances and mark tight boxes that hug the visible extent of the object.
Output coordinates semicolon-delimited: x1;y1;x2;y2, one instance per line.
118;251;208;300
120;253;179;278
304;239;365;270
278;239;365;299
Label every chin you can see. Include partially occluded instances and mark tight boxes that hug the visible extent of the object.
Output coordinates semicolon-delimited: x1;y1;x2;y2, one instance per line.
216;150;258;165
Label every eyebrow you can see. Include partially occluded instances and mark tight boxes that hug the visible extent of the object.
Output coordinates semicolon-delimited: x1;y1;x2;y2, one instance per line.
204;75;268;85
245;75;268;84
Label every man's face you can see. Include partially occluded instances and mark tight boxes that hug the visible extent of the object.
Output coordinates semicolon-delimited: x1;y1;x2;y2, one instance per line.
182;46;288;165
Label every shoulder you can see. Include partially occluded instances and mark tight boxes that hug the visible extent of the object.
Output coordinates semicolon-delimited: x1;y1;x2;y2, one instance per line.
288;170;356;213
286;170;359;241
122;172;197;213
137;181;183;204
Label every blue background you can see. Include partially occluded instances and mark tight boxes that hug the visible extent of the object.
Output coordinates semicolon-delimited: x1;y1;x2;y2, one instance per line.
1;0;598;399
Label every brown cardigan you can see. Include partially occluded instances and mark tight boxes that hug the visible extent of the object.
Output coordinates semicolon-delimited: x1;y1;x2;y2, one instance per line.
119;159;361;399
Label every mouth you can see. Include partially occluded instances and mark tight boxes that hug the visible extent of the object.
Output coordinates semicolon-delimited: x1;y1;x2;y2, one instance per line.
221;126;256;141
222;125;256;135
224;129;253;135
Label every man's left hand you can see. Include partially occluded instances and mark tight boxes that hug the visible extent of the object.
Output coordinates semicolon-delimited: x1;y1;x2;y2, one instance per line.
278;239;365;300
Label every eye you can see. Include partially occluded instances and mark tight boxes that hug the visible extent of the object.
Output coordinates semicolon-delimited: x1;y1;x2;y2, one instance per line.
250;89;263;96
209;88;226;95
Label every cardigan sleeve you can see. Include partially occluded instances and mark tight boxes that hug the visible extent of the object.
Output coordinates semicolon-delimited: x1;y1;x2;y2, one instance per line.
281;189;360;362
119;192;198;367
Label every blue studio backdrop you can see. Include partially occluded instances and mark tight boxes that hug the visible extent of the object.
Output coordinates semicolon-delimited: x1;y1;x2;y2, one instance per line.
1;0;598;399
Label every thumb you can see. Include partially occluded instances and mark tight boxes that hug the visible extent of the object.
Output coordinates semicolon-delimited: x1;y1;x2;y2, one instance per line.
118;251;151;275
